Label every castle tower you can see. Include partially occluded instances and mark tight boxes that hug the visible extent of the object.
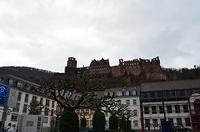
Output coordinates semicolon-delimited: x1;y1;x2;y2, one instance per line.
67;57;77;68
65;57;77;75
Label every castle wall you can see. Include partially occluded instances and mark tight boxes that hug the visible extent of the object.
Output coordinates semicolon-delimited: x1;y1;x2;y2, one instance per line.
64;56;165;80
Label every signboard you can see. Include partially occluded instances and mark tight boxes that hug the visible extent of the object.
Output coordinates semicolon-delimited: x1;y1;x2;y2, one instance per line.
0;84;9;106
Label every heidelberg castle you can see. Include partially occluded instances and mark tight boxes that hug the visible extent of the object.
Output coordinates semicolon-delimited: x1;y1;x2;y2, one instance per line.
65;57;166;80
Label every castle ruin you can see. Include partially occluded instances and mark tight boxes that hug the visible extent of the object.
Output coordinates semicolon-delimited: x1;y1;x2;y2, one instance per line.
64;57;166;80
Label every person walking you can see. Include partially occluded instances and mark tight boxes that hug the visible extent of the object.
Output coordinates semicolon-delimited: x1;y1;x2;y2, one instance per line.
7;124;16;132
5;123;11;132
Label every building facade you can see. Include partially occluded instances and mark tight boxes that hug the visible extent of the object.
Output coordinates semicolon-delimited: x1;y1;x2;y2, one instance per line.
0;74;58;132
140;79;200;131
104;87;141;130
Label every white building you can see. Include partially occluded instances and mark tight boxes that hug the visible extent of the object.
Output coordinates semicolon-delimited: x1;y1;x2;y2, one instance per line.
0;74;58;132
142;100;191;130
140;79;200;131
104;87;141;130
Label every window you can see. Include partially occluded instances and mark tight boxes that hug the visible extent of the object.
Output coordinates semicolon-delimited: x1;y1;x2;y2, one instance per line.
133;120;138;127
113;92;116;97
167;105;172;113
44;108;49;116
145;119;150;128
150;92;155;98
51;109;54;116
159;106;164;113
15;103;20;112
177;118;182;126
126;100;130;105
17;92;22;101
133;99;137;105
152;106;157;114
32;96;37;101
129;91;132;96
40;98;43;105
168;118;173;125
23;104;28;113
183;105;189;113
46;99;50;107
43;117;48;123
153;119;158;127
37;117;42;129
185;118;191;126
24;94;29;103
11;114;18;121
9;79;13;85
175;105;180;113
133;109;138;116
17;82;23;88
144;106;149;114
26;121;34;126
122;91;125;96
52;101;55;108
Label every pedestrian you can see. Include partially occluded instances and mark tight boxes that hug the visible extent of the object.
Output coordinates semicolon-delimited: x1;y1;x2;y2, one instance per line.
7;124;16;132
5;123;11;132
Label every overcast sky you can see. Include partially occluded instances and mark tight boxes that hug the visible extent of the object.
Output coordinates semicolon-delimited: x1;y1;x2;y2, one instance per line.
0;0;200;72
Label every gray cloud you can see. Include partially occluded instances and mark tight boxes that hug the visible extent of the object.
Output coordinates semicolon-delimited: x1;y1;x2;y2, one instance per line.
0;0;200;72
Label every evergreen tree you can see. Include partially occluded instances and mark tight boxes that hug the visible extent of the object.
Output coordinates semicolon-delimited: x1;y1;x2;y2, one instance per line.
109;114;119;130
60;107;79;132
92;110;105;132
119;118;126;130
81;117;87;128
